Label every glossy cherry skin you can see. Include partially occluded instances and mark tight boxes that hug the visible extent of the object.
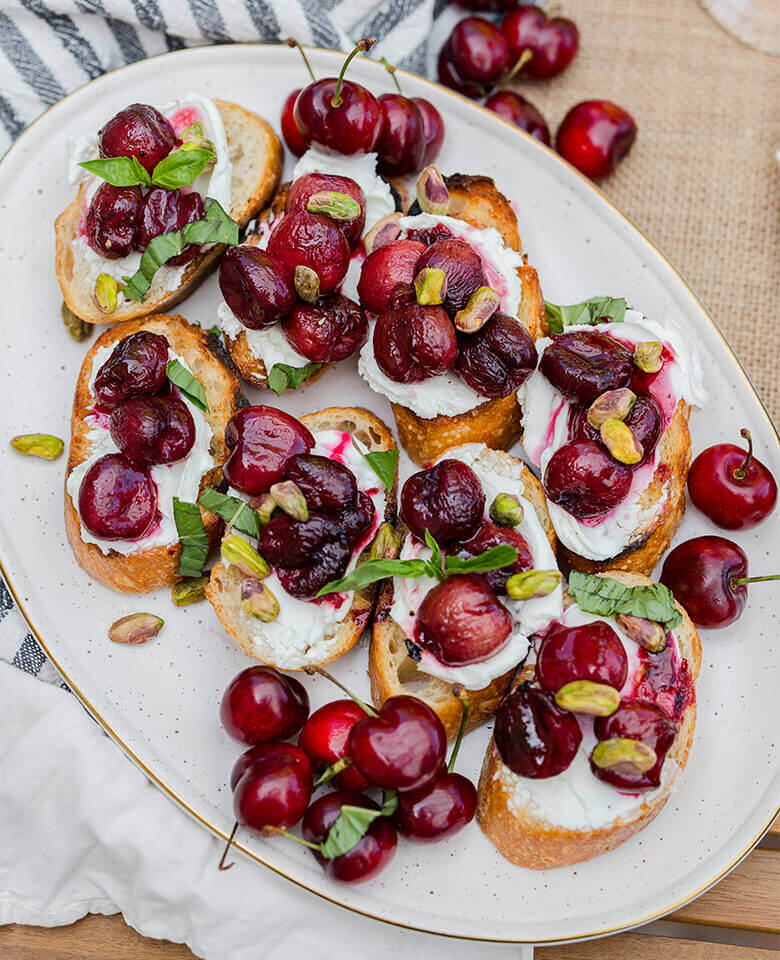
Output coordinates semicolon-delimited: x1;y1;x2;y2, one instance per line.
416;573;513;666
281;88;309;157
109;395;195;465
484;91;550;145
540;331;634;405
501;6;579;79
294;78;384;155
137;187;205;264
233;743;313;832
450;522;533;594
660;536;749;628
298;699;370;791
556;100;637;181
373;300;457;383
98;103;177;173
283;454;357;514
93;331;169;410
230;741;300;791
302;790;397;883
223;405;315;496
544;439;633;519
220;665;310;745
536;620;628;692
286;172;366;249
416;238;486;314
348;695;447;793
687;438;777;530
219;245;295;331
261;513;346;569
393;772;477;842
437;46;485;99
401;458;486;546
85;183;142;258
78;453;157;540
455;313;539;398
593;700;677;789
357;239;425;315
275;536;353;599
494;684;582;779
449;16;511;86
267;210;350;296
282;293;367;363
412;98;445;166
376;94;426;177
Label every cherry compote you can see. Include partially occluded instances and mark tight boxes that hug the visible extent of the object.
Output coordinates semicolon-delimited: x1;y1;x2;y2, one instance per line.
137;187;205;265
98;103;178;173
282;293;367;363
357;239;425;314
592;700;677;789
544;439;633;519
536;621;628;692
85;183;142;258
449;522;533;594
109;395;195;465
401;458;485;545
93;331;169;410
416;238;486;313
223;406;315;496
78;452;157;540
221;665;310;745
494;684;582;778
540;331;634;405
286;172;366;249
455;313;538;398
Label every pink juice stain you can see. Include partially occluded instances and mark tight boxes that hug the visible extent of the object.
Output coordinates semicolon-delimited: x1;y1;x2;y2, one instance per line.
167;106;203;135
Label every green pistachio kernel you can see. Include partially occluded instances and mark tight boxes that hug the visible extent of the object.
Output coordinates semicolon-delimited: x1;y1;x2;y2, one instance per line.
306;190;362;221
93;273;119;313
453;286;500;333
633;341;664;374
171;576;209;606
270;480;308;522
591;737;658;775
505;569;562;600
414;267;447;306
415;164;449;215
587;388;636;429
489;492;524;527
11;434;64;460
109;612;164;645
221;534;270;578
241;578;280;622
600;418;643;465
554;680;621;717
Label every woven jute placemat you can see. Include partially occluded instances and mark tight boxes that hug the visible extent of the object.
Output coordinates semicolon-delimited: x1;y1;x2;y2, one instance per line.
514;0;780;423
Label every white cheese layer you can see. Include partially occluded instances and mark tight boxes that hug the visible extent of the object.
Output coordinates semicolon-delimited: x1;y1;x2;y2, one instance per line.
65;344;214;556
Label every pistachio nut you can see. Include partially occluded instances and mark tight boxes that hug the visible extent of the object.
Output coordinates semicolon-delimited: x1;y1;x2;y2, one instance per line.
453;285;500;333
615;613;667;653
306;190;362;221
93;273;119;314
414;267;447;306
600;418;643;465
221;534;270;578
294;265;320;303
171;576;209;606
270;480;308;521
250;492;277;525
415;164;449;215
505;569;562;600
363;213;402;254
109;612;164;645
241;578;280;622
11;433;64;460
179;121;205;139
489;492;524;527
370;522;401;561
591;737;657;775
555;680;621;717
180;138;217;170
586;388;636;429
633;341;664;374
61;302;92;342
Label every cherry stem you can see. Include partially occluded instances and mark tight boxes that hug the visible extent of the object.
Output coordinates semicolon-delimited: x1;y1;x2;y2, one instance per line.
733;428;753;481
314;756;352;787
447;686;469;774
287;37;316;82
503;49;533;86
265;826;322;852
731;574;780;587
332;38;375;108
304;665;378;717
218;821;238;871
380;57;402;94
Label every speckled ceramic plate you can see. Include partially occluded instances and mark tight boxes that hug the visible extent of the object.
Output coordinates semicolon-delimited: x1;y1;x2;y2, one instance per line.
0;43;777;945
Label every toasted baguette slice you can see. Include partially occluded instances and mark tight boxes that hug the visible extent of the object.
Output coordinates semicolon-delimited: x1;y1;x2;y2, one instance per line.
390;173;546;466
55;100;282;325
369;444;557;740
477;571;702;869
65;314;244;593
205;407;397;670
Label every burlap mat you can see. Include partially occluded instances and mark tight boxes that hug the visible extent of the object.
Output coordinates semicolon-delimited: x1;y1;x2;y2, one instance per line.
513;0;780;423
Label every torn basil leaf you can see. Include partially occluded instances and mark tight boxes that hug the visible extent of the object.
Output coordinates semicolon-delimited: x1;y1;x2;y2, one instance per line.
198;489;261;539
568;571;683;631
544;296;627;334
151;147;215;189
173;497;209;577
316;557;431;597
363;449;398;492
79;155;152;188
444;544;519;576
267;362;323;396
166;359;209;413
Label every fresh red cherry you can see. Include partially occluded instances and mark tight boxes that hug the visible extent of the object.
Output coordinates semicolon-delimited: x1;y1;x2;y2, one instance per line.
373;298;457;383
357;239;425;314
484;91;550;145
494;684;582;778
448;17;511;86
109;395;195;465
78;452;157;540
450;0;518;8
449;522;533;594
283;454;357;514
416;238;486;314
286;172;366;249
85;183;142;259
393;772;476;842
233;743;313;832
536;620;628;692
501;5;579;79
437;46;485;99
93;331;169;410
230;741;301;791
660;535;778;628
223;405;314;496
556;100;637;181
400;458;486;545
411;98;445;166
298;699;370;790
544;439;633;519
219;246;295;331
687;429;777;530
220;665;310;745
348;695;447;792
281;88;309;157
376;93;426;177
282;293;367;363
455;313;539;398
592;700;677;789
416;573;513;666
302;790;397;883
267;211;350;300
137;187;205;265
540;331;634;405
98;103;178;173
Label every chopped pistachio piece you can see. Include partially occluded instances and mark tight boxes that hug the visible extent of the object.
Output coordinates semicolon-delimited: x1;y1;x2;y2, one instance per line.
591;737;657;775
251;492;277;525
505;569;561;600
587;388;636;429
489;492;524;527
61;302;92;342
241;578;280;622
555;680;621;716
453;285;500;333
415;164;449;215
11;433;64;460
306;190;362;221
109;612;164;645
414;267;447;306
171;576;209;606
363;213;402;254
93;273;119;313
600;418;643;465
370;522;401;561
294;265;320;303
615;613;667;653
633;341;664;373
221;534;270;578
270;480;308;521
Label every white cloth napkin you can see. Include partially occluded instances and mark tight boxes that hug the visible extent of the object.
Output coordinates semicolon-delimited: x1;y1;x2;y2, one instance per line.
0;661;531;959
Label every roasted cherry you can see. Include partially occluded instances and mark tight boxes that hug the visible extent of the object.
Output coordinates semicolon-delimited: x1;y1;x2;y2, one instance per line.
98;103;177;173
223;406;314;496
501;6;579;79
450;522;533;594
281;88;309;157
267;211;350;298
540;331;634;405
484;91;550;145
625;393;663;464
544;439;633;519
220;665;310;745
401;458;485;545
286;172;366;250
85;183;142;259
298;700;370;791
78;452;157;540
377;93;426;177
448;17;510;87
393;772;476;842
261;513;344;569
357;239;425;314
536;620;628;692
283;454;357;513
494;684;582;778
233;742;313;831
416;238;486;313
93;331;169;410
592;700;677;789
109;395;195;465
454;313;538;398
339;490;375;544
282;293;367;363
412;98;445;166
219;246;295;331
137;187;205;265
373;299;457;383
276;537;353;599
556;101;637;181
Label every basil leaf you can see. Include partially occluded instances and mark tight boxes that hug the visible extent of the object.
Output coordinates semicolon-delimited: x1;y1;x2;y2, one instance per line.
267;362;323;396
544;296;627;333
198;489;261;539
444;544;519;575
424;529;444;577
316;558;429;597
319;805;384;860
204;324;221;337
79;155;151;187
363;449;398;492
166;359;209;413
568;571;683;631
173;497;209;577
122;198;238;302
151;147;216;189
380;790;399;817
